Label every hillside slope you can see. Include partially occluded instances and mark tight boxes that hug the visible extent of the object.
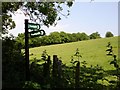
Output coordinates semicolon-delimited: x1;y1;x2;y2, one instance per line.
30;36;119;70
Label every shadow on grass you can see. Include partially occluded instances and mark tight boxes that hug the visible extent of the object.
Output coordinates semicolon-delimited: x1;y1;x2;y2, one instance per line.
27;58;116;89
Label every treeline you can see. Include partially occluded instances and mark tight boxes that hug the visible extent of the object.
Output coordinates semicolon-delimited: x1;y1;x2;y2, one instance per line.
15;31;113;48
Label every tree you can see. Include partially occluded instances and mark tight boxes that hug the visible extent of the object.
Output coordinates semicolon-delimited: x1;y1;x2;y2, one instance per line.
79;32;89;41
2;1;74;35
70;33;77;42
105;31;114;37
2;2;23;34
15;33;25;48
89;32;101;39
59;31;70;43
75;32;89;41
49;32;61;44
2;1;74;88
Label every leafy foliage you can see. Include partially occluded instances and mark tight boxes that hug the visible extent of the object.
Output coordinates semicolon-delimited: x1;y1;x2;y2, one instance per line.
2;36;25;88
2;1;73;35
2;2;23;34
89;32;101;39
105;31;114;37
23;81;41;89
106;42;120;89
41;50;49;61
15;31;90;48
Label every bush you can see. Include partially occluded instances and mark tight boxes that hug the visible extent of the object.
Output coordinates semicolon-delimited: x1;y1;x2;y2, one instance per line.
89;32;101;39
2;36;25;88
105;31;114;37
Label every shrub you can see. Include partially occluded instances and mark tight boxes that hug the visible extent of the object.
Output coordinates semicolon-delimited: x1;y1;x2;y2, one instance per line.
105;31;114;37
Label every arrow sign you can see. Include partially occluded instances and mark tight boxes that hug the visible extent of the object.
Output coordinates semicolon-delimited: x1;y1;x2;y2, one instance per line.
30;29;46;38
28;23;40;30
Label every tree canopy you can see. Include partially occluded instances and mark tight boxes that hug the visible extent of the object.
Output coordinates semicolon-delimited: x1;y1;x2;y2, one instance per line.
105;31;114;37
89;32;101;39
2;1;74;35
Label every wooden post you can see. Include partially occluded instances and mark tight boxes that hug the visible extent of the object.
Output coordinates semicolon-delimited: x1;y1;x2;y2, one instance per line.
58;59;63;87
52;55;58;77
75;61;80;88
43;56;51;84
58;60;62;79
52;55;58;88
25;19;30;81
47;56;51;79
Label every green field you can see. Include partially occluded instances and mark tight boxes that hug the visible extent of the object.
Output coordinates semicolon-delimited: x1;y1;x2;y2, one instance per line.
29;36;119;70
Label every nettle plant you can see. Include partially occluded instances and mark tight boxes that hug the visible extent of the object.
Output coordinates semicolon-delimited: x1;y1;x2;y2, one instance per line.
70;48;105;89
106;42;120;88
70;48;82;66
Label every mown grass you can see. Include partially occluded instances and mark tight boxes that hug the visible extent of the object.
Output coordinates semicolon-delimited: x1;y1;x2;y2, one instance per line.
29;36;119;71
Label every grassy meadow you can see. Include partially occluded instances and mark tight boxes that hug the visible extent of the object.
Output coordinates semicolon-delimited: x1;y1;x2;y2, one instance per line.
29;36;119;71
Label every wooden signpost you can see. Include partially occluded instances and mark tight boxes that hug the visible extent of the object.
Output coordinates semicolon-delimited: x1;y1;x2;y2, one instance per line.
25;19;45;81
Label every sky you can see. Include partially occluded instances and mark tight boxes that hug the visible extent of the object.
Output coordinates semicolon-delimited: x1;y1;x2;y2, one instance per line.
9;1;119;37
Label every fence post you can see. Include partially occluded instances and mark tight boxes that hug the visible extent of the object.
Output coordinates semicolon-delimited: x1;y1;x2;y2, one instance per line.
43;56;51;84
58;59;63;87
51;55;63;88
47;56;51;80
58;60;62;79
75;61;80;88
52;55;58;77
52;55;58;88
